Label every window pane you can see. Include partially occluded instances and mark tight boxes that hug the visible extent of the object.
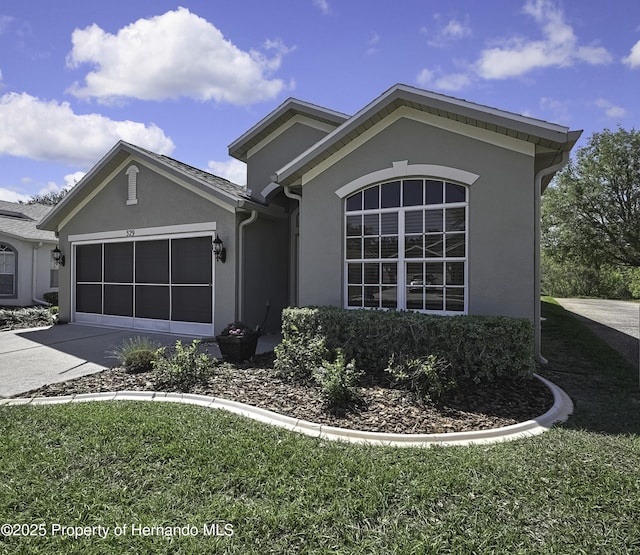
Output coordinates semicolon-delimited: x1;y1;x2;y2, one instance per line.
446;288;465;311
348;286;362;307
346;192;362;212
380;212;398;234
363;263;379;284
445;234;465;257
104;285;133;317
405;235;423;258
380;237;398;258
446;207;465;231
0;275;14;295
364;286;379;307
348;263;362;284
346;215;362;236
172;236;212;285
426;180;443;204
135;240;169;284
426;262;444;285
346;238;361;259
446;183;466;203
447;262;465;285
426;289;443;310
406;262;423;285
172;286;212;323
363;214;379;235
403;179;423;206
406;288;424;310
104;242;133;283
364;187;379;209
364;237;379;259
381;286;397;308
382;263;397;284
381;181;400;208
76;244;102;283
405;210;423;233
425;209;443;232
135;285;169;319
425;236;443;258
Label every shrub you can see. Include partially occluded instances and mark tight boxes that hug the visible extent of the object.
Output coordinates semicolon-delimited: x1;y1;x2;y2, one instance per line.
106;336;161;374
276;307;534;386
312;350;362;410
0;306;56;331
43;291;58;306
153;339;215;391
386;354;455;401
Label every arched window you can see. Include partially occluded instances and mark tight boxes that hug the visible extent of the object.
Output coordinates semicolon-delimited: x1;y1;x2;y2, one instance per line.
0;243;17;297
345;178;467;314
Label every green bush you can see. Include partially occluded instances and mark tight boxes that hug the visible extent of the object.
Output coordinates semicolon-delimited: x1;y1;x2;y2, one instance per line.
0;307;56;330
312;350;362;410
106;336;161;374
153;339;215;391
386;354;455;401
43;291;58;305
276;307;534;385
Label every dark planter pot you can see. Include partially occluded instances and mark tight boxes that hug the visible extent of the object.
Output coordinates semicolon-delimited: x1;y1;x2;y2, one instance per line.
215;332;259;362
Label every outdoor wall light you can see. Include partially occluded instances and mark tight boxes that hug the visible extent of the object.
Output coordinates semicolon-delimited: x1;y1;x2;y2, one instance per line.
52;246;65;267
213;234;226;263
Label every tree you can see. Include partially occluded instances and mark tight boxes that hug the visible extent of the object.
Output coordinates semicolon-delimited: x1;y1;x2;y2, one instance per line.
542;127;640;268
20;188;69;206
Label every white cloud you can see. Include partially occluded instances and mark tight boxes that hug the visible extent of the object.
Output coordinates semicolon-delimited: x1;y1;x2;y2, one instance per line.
366;32;380;55
208;159;247;186
423;15;472;47
622;40;640;68
0;187;29;202
595;98;627;119
416;68;472;92
539;97;572;124
476;0;612;79
66;7;290;105
0;92;174;167
313;0;331;15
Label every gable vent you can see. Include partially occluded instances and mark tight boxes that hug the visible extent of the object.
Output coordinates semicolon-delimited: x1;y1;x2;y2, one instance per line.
126;165;139;205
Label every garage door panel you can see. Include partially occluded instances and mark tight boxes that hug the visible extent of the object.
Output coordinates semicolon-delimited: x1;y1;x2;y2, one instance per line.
135;285;170;320
76;284;102;314
76;244;102;282
171;237;212;284
136;240;169;284
172;285;212;323
104;243;133;283
104;284;133;317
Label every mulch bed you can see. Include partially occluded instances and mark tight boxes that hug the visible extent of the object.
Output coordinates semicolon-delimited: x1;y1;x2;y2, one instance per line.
21;352;554;435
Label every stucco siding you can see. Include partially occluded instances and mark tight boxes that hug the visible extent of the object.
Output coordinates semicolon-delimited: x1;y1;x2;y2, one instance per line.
298;115;537;321
56;162;237;332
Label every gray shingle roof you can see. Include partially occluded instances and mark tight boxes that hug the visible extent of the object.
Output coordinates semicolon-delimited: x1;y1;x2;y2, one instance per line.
0;201;57;242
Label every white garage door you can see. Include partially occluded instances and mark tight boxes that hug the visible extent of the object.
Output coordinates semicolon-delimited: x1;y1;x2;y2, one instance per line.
73;234;214;336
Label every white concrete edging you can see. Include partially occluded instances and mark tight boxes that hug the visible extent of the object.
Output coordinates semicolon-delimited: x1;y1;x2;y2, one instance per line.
0;373;573;448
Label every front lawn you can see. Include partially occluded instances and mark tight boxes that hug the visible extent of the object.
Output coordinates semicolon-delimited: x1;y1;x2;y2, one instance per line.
1;299;639;553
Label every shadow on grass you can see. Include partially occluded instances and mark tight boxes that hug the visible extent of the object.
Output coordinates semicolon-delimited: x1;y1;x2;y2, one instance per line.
540;300;640;436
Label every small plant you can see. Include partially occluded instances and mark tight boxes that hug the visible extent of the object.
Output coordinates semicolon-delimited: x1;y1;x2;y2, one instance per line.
43;291;58;306
219;321;258;337
312;349;362;411
153;339;215;391
386;354;455;402
0;306;56;331
106;336;161;374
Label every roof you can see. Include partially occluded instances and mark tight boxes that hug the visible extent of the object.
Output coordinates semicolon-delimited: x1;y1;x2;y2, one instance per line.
39;141;272;231
273;84;582;187
0;201;57;243
228;97;349;162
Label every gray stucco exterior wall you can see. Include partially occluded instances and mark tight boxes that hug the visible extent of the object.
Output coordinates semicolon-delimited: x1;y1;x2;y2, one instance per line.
298;115;537;322
56;162;237;333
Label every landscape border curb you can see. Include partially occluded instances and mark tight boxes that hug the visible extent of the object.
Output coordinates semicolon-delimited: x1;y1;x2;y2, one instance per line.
1;373;573;448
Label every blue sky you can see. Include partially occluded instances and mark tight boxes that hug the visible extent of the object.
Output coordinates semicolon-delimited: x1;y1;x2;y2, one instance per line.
0;0;639;201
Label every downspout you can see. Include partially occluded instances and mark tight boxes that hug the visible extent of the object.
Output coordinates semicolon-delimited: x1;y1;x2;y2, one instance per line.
534;151;570;364
283;185;302;306
32;242;49;306
237;210;258;322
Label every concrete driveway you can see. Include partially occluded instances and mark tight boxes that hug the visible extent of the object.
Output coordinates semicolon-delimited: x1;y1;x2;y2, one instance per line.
0;324;280;398
556;298;640;368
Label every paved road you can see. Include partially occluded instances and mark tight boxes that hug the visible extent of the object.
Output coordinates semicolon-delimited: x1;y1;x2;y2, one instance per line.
556;298;640;368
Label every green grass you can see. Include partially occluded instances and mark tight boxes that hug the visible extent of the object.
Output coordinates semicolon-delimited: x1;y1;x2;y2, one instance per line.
1;300;640;553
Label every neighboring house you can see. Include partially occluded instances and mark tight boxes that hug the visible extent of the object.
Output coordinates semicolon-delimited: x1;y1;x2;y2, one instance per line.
0;200;59;306
38;84;581;358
